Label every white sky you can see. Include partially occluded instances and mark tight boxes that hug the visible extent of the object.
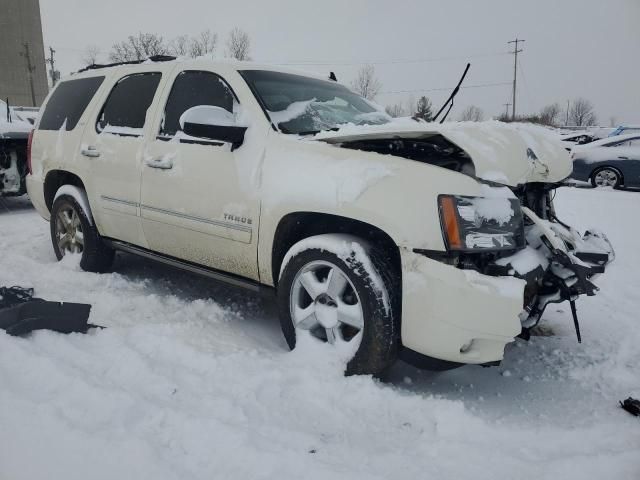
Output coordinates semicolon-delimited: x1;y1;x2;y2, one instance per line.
40;0;640;124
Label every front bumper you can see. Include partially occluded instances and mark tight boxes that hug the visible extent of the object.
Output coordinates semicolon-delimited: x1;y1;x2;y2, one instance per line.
400;250;525;365
400;209;614;366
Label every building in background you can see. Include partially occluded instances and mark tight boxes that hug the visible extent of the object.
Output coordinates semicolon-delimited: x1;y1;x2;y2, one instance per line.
0;0;48;107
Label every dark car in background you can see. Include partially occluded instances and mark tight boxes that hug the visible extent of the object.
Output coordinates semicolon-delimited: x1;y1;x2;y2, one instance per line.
571;133;640;188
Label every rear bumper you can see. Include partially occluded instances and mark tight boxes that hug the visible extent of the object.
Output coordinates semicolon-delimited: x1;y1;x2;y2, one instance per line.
25;174;49;221
400;250;525;365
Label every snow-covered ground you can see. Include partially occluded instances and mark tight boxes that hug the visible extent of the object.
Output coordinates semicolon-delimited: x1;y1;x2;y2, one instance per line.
0;188;638;480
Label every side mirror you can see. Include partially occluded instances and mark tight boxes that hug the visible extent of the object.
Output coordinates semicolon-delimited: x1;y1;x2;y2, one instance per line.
179;105;248;150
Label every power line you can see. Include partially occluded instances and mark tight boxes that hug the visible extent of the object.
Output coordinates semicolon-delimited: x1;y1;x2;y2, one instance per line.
379;81;512;96
507;38;524;119
51;44;510;67
517;57;532;114
272;51;510;67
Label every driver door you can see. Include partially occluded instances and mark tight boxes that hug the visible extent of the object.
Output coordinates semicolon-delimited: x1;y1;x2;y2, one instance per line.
140;68;260;280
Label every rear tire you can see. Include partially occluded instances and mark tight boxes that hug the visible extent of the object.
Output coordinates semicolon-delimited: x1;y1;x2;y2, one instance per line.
591;167;621;188
50;193;114;273
277;235;398;376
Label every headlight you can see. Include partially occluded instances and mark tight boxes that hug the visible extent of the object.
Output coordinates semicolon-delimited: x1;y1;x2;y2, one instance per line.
438;195;525;252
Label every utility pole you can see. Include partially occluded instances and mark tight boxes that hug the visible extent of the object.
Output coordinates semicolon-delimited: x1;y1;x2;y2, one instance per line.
508;38;524;121
47;46;57;87
20;42;37;107
566;99;570;126
503;102;512;119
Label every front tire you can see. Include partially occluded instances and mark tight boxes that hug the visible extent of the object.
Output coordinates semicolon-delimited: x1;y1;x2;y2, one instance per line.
277;235;398;376
50;193;114;272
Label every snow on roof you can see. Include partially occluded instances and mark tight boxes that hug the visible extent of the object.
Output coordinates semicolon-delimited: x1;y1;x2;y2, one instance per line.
71;56;333;83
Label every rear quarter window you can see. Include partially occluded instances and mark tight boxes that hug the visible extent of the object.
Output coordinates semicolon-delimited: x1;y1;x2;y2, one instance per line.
38;76;105;131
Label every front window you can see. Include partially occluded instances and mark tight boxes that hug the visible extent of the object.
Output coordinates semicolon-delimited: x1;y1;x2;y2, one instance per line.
240;70;390;135
160;70;237;138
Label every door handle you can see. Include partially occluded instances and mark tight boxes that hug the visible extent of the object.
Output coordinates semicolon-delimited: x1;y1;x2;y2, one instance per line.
80;146;101;158
145;157;174;170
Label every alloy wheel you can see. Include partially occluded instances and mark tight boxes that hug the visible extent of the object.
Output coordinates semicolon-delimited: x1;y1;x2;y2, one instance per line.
54;205;84;255
593;169;619;187
289;260;364;349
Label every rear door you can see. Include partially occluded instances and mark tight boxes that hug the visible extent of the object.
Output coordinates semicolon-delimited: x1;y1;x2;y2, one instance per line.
139;68;260;280
81;68;166;246
617;138;640;187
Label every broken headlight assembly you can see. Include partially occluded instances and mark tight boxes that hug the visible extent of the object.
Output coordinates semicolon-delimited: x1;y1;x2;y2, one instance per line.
438;195;525;252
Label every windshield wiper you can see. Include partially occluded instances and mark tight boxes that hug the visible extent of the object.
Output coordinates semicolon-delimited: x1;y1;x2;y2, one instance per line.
433;63;471;124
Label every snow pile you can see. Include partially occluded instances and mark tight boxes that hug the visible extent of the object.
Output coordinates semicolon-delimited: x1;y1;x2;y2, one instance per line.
0;187;639;479
269;99;315;125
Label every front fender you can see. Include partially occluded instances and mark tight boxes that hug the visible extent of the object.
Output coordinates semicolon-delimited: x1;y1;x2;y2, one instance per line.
257;134;495;284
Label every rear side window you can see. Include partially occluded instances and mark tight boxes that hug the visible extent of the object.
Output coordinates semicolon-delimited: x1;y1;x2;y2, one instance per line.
97;72;162;136
160;70;236;137
39;76;104;131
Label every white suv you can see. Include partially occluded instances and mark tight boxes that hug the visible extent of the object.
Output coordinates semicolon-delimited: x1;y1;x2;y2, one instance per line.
27;57;613;375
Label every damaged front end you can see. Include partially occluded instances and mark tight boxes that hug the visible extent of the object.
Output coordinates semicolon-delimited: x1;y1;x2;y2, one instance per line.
318;122;613;341
501;183;614;339
422;183;614;341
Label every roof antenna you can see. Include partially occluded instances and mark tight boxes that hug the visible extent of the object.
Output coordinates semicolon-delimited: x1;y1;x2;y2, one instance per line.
433;63;471;124
328;72;337;82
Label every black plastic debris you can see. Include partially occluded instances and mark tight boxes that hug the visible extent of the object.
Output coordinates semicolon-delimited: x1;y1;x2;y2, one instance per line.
0;286;98;336
620;397;640;417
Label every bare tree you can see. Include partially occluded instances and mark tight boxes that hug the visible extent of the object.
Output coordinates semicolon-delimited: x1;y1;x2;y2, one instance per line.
385;102;406;118
568;98;597;126
109;33;168;62
459;105;484;122
190;29;218;58
539;103;561;126
168;35;190;57
351;65;382;101
81;45;101;66
609;116;617;127
225;27;251;61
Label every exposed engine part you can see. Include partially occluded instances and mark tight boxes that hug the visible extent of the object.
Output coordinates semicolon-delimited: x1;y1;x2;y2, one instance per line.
570;300;581;343
338;134;476;175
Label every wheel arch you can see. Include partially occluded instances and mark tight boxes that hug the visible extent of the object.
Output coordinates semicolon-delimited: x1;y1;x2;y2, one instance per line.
270;212;402;298
44;170;86;213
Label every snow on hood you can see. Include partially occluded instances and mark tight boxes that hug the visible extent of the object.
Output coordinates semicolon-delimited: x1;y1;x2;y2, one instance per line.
314;120;572;187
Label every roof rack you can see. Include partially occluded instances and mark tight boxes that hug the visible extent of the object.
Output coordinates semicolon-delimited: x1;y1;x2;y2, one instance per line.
76;55;177;74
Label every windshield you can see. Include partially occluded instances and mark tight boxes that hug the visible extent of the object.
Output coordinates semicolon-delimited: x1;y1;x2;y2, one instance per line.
240;70;391;135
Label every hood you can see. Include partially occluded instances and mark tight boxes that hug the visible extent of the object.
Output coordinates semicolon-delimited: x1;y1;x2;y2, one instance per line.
314;120;572;187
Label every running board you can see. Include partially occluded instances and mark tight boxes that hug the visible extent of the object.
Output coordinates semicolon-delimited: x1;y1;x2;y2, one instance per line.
104;239;268;293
